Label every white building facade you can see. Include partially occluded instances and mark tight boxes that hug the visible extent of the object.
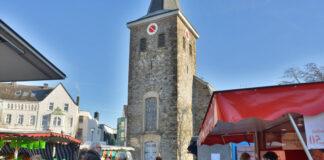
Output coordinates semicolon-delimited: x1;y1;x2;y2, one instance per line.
0;83;79;137
76;111;117;145
76;111;101;143
99;124;117;145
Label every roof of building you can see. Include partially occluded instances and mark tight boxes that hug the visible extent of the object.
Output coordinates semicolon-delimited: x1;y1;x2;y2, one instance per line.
0;129;81;144
127;0;199;39
194;76;216;93
0;19;66;82
0;82;53;101
129;0;181;24
147;0;181;15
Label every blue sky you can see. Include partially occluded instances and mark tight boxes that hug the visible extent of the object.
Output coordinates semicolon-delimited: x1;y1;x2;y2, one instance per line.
1;0;324;128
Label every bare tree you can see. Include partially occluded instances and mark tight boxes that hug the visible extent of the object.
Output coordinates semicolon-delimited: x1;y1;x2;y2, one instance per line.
281;63;324;84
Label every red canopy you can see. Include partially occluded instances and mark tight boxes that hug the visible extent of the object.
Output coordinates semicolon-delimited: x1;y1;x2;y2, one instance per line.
0;131;82;144
199;82;324;145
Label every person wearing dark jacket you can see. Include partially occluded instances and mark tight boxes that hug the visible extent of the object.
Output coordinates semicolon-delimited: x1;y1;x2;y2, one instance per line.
156;153;162;160
84;142;102;160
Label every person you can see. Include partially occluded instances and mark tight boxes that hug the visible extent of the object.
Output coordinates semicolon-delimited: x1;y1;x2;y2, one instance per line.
84;142;102;160
78;150;87;160
156;153;162;160
262;151;278;160
240;152;251;160
310;149;324;160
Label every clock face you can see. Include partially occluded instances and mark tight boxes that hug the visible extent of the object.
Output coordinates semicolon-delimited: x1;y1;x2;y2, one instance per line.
147;23;158;35
185;29;190;41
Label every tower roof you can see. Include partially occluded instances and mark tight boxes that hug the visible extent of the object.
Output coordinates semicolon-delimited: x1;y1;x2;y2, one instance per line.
147;0;181;15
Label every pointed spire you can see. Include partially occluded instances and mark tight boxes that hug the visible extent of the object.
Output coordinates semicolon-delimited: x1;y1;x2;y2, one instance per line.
148;0;181;15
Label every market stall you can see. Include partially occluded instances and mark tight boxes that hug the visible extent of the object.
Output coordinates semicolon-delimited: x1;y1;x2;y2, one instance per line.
0;130;81;160
80;144;134;160
199;82;324;160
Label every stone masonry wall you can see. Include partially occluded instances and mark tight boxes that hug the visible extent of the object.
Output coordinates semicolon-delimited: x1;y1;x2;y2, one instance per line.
192;76;215;136
127;15;179;160
127;14;199;160
176;16;197;160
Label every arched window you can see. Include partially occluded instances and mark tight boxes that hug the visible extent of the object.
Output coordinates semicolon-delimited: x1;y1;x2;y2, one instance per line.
140;38;147;52
145;97;157;131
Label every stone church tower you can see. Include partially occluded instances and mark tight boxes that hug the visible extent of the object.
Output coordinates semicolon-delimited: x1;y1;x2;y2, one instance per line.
126;0;200;160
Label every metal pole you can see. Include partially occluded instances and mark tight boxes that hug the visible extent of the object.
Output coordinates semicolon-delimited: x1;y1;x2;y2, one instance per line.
14;146;18;159
254;131;259;160
288;113;313;160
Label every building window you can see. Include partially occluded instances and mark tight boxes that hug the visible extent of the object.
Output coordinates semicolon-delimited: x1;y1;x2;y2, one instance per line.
49;103;54;110
7;104;10;109
70;118;73;127
76;128;83;139
64;104;69;111
15;90;21;95
79;116;84;123
53;117;61;126
183;37;186;49
10;104;13;109
23;91;29;96
42;115;50;126
140;38;147;52
145;97;157;131
30;116;36;125
158;34;165;47
6;114;12;124
189;44;193;55
18;115;24;124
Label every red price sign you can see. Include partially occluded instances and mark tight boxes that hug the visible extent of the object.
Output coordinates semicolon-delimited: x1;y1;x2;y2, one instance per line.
305;113;324;149
147;23;158;35
309;135;324;145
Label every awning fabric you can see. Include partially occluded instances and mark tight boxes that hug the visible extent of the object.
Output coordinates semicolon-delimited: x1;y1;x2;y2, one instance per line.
0;132;82;144
199;82;324;145
0;142;79;160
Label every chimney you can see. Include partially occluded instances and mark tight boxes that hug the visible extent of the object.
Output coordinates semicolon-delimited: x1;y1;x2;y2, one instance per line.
43;83;48;89
94;112;99;121
76;96;80;106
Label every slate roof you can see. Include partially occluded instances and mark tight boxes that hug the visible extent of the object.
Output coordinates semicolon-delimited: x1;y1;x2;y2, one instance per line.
147;0;181;14
128;0;181;24
0;83;53;101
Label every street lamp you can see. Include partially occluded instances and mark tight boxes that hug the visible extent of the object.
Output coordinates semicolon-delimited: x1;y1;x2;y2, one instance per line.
90;128;95;142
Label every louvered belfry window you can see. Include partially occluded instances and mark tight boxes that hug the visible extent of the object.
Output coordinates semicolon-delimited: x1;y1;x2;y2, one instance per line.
145;97;157;131
158;34;165;47
140;38;147;51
